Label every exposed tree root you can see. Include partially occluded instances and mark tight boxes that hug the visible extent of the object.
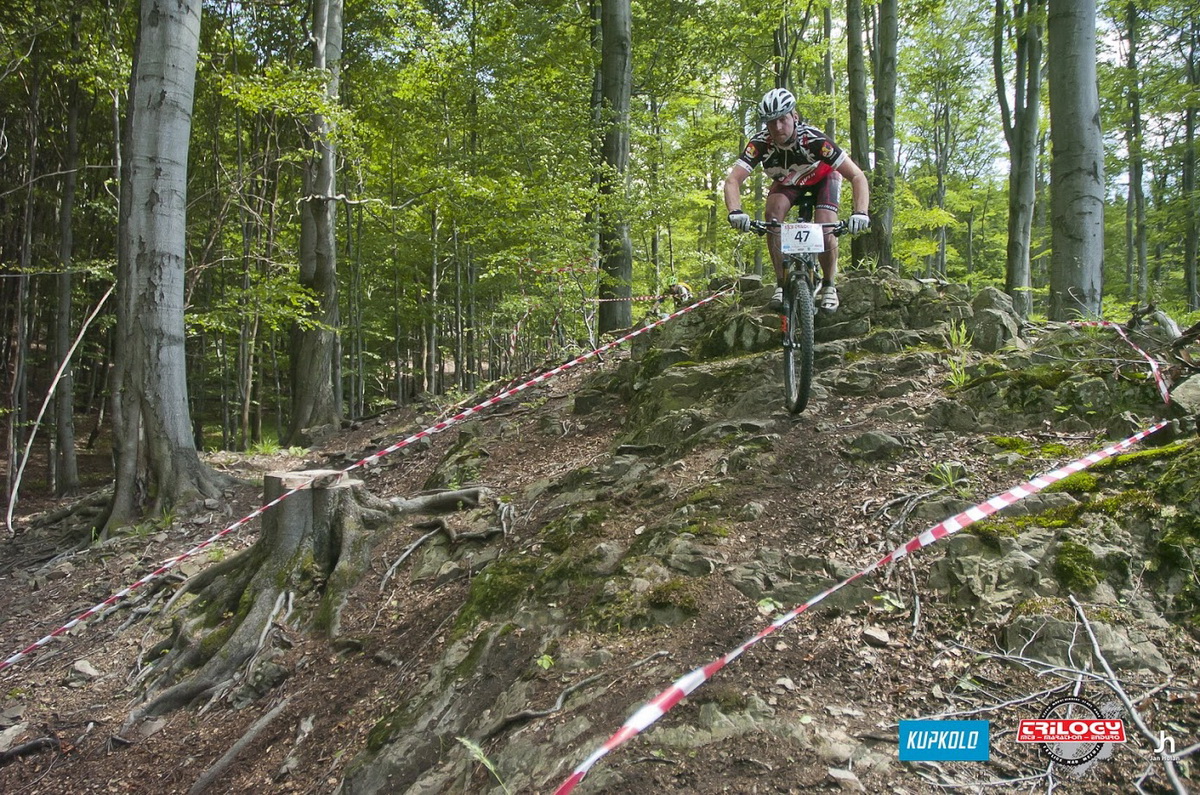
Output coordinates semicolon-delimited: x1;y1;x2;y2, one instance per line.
188;695;293;795
0;737;60;767
378;495;501;593
123;477;494;731
480;650;671;741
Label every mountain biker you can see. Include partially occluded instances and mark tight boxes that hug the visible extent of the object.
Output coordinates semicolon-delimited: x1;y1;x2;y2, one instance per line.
723;87;871;312
665;282;692;308
652;282;693;319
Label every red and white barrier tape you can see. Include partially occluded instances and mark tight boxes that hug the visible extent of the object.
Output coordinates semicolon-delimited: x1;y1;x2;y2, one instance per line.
552;420;1170;794
588;295;663;303
0;288;735;675
1074;320;1171;405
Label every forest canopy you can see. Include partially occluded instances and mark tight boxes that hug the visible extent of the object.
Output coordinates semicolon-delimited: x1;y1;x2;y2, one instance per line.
1;0;1197;514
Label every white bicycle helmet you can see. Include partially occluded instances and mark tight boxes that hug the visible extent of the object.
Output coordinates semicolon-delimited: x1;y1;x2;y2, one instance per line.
758;88;796;122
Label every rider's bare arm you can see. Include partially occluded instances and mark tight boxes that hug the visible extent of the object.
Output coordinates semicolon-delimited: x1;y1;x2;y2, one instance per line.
723;163;751;213
835;158;870;215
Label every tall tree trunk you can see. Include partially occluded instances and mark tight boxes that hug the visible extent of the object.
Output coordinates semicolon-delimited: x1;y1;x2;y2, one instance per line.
466;246;477;391
650;96;663;282
1047;0;1105;320
1124;173;1135;297
933;105;949;276
597;0;633;334
388;140;407;405
8;59;38;504
55;21;82;496
454;224;464;392
426;206;440;394
1185;23;1199;312
871;0;897;270
234;74;255;450
1125;1;1149;304
1032;130;1051;291
288;0;344;443
995;0;1044;318
847;0;873;268
587;0;604;288
823;7;835;138
109;0;221;529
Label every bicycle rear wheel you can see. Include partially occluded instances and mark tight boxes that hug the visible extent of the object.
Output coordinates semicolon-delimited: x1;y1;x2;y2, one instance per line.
782;268;815;413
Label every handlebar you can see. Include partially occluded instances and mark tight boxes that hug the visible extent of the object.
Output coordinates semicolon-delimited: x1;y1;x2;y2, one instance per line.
747;219;848;237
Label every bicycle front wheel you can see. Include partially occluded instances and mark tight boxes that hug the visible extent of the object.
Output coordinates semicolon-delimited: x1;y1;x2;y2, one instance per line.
782;270;815;413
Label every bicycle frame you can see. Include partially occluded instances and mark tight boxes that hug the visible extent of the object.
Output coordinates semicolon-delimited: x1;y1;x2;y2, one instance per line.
746;216;846;413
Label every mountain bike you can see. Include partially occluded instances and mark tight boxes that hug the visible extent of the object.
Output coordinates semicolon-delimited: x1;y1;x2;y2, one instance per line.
747;216;847;414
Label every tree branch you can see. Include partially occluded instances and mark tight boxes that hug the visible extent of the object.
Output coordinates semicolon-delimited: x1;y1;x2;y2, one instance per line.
1068;596;1187;795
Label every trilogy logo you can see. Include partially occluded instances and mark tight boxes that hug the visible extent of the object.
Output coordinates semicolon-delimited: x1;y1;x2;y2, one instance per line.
1018;695;1126;768
899;720;990;761
1017;718;1126;744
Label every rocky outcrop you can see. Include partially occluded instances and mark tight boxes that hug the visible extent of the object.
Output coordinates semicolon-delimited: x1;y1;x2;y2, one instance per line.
339;273;1195;795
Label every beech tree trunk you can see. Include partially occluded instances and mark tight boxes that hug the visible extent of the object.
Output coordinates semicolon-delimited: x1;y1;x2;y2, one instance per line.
1047;0;1105;320
128;470;381;722
288;0;344;443
55;16;83;496
597;0;633;334
108;0;221;530
995;0;1044;318
1125;1;1149;304
1186;24;1199;312
847;0;872;268
871;0;898;271
128;474;488;725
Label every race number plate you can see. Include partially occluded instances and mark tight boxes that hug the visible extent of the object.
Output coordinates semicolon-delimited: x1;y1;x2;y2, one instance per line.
780;222;825;254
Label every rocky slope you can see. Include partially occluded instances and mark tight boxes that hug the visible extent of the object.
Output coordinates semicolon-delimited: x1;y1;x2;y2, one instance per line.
0;269;1197;795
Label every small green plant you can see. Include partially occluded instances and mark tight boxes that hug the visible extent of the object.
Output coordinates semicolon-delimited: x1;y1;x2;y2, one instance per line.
457;736;512;795
873;593;906;613
128;509;177;538
247;439;282;455
535;654;554;670
848;253;880;275
946;358;970;390
756;597;785;616
927;462;970;496
947;320;972;353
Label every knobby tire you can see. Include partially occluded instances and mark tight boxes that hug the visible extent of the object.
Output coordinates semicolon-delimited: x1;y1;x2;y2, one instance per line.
782;265;815;414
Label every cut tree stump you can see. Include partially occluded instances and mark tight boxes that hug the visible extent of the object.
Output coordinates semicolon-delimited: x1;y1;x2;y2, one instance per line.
127;470;384;725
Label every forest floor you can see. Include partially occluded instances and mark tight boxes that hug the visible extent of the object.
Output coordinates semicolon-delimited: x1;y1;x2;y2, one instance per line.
0;343;1196;795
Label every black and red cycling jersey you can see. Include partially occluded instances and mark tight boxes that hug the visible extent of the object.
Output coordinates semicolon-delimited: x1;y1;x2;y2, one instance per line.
733;124;846;187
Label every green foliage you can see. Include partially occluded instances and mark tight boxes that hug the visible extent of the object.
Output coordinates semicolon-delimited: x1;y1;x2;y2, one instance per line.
9;0;1200;464
246;438;283;456
927;462;970;495
946;358;970;390
946;320;972;353
756;597;785;616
